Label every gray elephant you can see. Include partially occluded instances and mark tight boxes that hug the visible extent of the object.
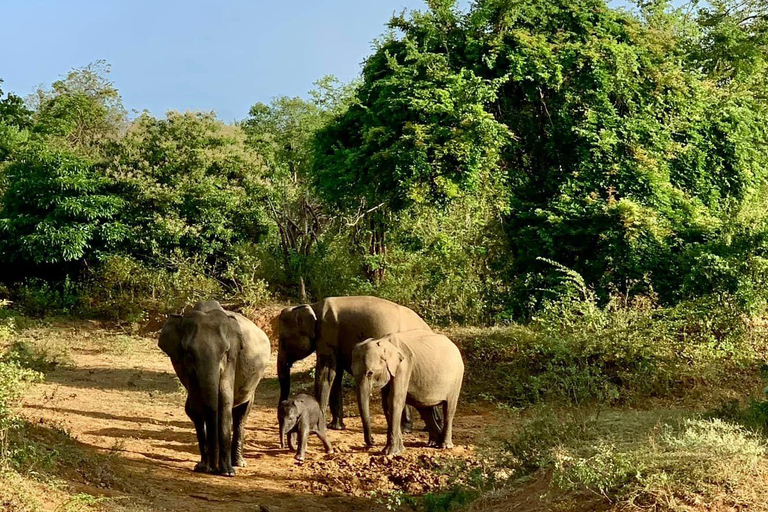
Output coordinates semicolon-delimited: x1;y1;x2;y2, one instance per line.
159;300;270;476
278;393;333;461
352;330;464;456
277;296;433;431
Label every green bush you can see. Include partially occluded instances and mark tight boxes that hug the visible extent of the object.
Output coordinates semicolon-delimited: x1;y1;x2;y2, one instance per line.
79;254;223;320
0;353;43;463
453;264;763;406
14;278;81;317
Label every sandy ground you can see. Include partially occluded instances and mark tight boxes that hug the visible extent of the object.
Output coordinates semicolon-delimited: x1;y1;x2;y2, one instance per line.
16;321;493;512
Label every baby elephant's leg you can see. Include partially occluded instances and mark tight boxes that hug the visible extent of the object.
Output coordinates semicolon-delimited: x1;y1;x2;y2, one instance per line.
288;428;298;451
315;422;334;454
295;417;310;461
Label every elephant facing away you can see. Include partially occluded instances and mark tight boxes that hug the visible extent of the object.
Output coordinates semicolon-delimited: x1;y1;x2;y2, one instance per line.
159;300;270;476
277;296;432;430
352;330;464;456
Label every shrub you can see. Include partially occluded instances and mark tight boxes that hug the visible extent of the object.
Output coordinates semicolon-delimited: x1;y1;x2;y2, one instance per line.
0;354;43;464
80;254;222;320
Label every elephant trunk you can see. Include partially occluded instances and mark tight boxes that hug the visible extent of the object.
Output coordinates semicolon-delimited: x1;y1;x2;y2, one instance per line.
357;379;374;446
277;354;291;403
199;369;220;471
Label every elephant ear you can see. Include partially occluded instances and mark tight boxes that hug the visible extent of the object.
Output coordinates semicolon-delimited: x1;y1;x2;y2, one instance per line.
295;305;317;338
382;341;405;379
158;315;183;361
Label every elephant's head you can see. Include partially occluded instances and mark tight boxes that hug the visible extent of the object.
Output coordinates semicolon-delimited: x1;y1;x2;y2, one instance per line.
351;338;405;391
351;338;405;446
277;305;317;402
277;398;299;449
158;306;237;404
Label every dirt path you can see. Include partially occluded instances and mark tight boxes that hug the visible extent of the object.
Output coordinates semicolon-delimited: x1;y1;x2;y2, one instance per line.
17;324;492;512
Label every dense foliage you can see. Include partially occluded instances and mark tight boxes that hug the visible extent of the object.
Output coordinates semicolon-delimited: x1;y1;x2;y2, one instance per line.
1;0;768;323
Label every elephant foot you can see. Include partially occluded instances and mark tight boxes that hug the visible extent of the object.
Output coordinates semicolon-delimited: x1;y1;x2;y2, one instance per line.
233;456;247;468
294;454;305;462
193;461;213;473
325;447;334;455
218;468;236;477
364;435;375;447
439;441;454;450
328;418;346;430
402;423;413;434
381;443;404;456
427;439;440;448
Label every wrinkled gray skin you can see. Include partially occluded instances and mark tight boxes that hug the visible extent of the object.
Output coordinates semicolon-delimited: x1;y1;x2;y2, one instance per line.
352;330;464;456
159;301;270;476
278;394;333;461
277;296;437;432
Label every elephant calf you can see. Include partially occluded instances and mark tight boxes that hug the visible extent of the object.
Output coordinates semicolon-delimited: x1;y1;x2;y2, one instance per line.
159;300;271;476
278;393;333;461
352;330;464;456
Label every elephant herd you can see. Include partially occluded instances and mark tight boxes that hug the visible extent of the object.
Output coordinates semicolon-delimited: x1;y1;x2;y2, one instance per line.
158;296;464;477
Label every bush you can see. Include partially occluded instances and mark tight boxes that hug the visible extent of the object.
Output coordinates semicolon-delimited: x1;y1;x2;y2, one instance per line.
453;267;764;406
14;278;81;317
0;353;43;464
79;254;223;320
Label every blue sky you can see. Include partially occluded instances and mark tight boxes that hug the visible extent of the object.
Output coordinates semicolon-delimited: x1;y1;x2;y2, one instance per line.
1;0;446;121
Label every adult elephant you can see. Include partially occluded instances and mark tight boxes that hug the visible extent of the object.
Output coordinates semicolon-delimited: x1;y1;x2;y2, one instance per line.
277;296;432;430
159;300;270;476
352;330;464;455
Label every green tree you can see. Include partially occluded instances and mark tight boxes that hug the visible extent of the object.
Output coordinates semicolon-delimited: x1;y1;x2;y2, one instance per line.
0;143;127;265
30;61;127;157
243;77;353;299
107;111;269;272
0;82;31;163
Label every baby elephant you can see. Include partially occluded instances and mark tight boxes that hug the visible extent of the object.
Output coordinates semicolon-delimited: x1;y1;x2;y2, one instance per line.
352;330;464;456
278;394;333;461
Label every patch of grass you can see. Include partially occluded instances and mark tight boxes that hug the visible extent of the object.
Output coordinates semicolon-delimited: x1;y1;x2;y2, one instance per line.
469;407;768;512
450;295;765;407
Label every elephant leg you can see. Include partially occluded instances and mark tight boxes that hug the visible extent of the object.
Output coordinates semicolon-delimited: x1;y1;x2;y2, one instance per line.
381;386;391;423
217;391;235;477
440;392;458;450
418;406;444;447
186;397;209;473
402;405;413;434
382;377;407;456
295;418;309;461
328;363;345;430
314;354;337;427
231;399;252;468
316;422;334;454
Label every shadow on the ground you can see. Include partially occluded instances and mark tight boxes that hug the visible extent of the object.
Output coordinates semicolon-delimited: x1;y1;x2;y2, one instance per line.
25;404;190;428
9;420;385;512
44;366;181;393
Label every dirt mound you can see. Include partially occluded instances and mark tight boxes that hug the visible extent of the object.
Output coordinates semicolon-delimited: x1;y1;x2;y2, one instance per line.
300;452;463;496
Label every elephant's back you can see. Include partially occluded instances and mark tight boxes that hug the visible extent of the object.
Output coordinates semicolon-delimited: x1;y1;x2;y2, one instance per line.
321;296;430;339
395;331;463;406
398;331;464;375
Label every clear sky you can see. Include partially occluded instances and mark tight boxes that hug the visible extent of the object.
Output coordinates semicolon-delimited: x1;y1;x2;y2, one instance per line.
0;0;445;121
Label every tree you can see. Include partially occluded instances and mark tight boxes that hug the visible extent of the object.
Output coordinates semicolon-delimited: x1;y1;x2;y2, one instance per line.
0;79;32;163
106;111;269;272
0;143;127;266
243;77;353;299
30;61;127;157
313;6;510;281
